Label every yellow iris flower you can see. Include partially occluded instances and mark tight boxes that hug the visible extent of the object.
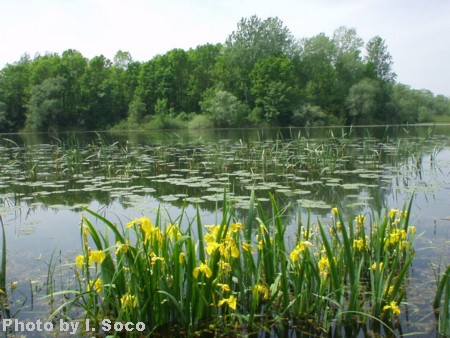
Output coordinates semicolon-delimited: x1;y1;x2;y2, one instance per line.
218;295;237;310
371;262;384;271
88;278;103;293
355;214;366;225
115;240;130;255
121;293;137;308
318;255;331;279
383;301;401;317
89;250;106;265
166;224;181;241
290;241;313;263
75;254;85;269
217;283;231;292
353;239;365;251
254;284;270;300
179;252;185;265
332;207;339;216
389;209;398;219
193;263;213;279
217;260;231;272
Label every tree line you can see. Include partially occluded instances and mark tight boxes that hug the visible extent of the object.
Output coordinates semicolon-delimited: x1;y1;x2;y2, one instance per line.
1;15;449;133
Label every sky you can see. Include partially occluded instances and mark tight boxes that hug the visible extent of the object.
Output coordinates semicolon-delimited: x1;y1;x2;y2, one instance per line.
1;0;449;96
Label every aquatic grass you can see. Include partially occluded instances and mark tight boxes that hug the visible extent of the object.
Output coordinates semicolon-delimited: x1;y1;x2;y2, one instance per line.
47;193;422;336
0;214;6;292
434;264;450;336
0;214;7;321
0;215;29;323
1;127;448;336
1;128;437;215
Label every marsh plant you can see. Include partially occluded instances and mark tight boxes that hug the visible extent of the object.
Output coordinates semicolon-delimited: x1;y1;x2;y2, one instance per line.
48;194;419;337
434;265;450;336
0;215;7;318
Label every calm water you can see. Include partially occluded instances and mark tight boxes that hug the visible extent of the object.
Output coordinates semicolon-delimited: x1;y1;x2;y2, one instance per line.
1;125;449;336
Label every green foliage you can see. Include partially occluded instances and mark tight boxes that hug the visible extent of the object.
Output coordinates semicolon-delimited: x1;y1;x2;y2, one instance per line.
0;56;32;130
298;34;339;111
127;96;146;124
365;36;396;83
346;78;383;125
0;16;449;133
390;84;450;124
417;106;434;123
434;265;450;336
154;97;169;116
0;102;8;132
291;104;339;126
52;195;418;336
332;27;366;114
186;43;222;109
200;89;249;127
80;55;114;129
0;215;6;292
25;76;67;130
187;114;213;129
250;55;298;124
220;15;298;104
148;114;184;130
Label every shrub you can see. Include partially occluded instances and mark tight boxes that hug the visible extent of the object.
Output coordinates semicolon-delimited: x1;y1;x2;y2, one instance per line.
200;89;249;128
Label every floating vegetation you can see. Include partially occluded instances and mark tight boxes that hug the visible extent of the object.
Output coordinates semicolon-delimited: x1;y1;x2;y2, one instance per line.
1;127;448;216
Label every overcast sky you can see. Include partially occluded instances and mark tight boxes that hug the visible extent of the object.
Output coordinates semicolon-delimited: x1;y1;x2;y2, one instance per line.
1;0;449;96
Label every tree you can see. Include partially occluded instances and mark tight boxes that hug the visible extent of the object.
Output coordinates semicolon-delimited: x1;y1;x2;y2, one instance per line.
250;55;298;124
390;85;450;123
417;106;434;123
59;49;88;128
25;76;66;130
29;53;61;86
0;55;32;131
134;49;191;118
433;95;450;116
332;26;364;57
127;96;146;124
346;78;382;124
164;49;191;112
291;104;336;127
220;15;298;104
298;34;338;112
365;36;396;83
111;51;140;123
0;101;8;132
332;27;365;115
187;43;223;112
113;50;133;71
80;55;114;129
200;89;249;127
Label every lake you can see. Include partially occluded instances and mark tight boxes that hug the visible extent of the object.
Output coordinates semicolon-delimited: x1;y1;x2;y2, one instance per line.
1;125;449;337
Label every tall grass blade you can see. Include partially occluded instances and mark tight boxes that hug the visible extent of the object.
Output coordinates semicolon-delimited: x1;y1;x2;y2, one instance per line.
0;215;6;291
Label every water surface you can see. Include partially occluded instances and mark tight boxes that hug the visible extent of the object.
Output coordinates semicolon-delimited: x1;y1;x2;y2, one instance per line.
1;125;449;336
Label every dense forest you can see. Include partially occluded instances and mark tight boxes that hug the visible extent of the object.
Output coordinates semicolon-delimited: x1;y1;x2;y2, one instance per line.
1;16;450;133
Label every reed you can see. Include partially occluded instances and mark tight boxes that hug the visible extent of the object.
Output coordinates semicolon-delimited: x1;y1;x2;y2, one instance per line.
0;215;6;321
434;264;450;336
0;215;6;292
48;193;423;336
